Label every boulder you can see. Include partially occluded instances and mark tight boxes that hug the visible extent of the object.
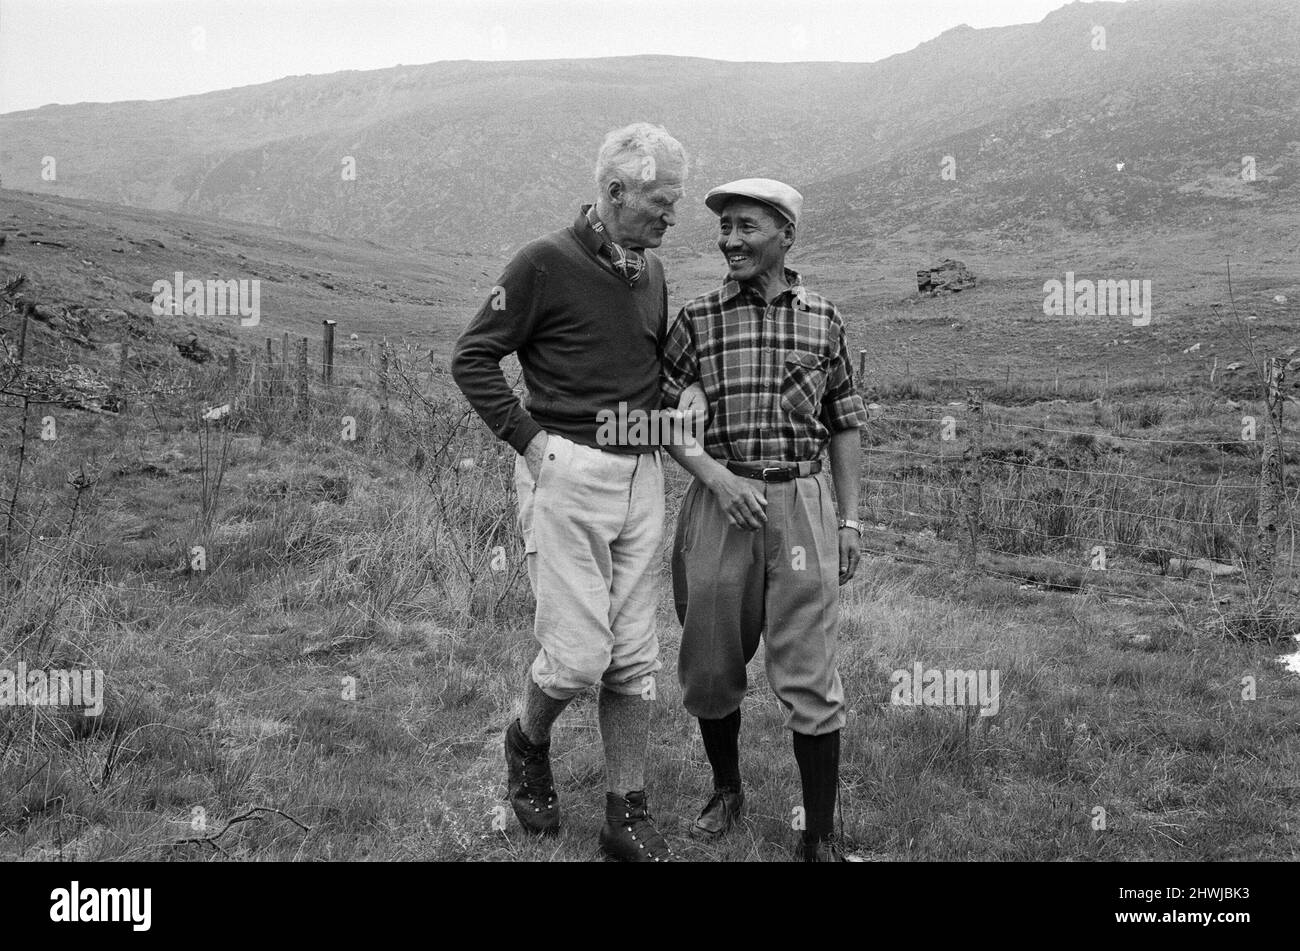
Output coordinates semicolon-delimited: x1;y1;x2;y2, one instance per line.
88;307;130;323
1168;557;1241;578
917;259;976;294
175;333;213;363
30;303;90;344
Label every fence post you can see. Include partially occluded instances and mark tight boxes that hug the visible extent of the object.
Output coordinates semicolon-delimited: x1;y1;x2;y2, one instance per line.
296;336;309;422
226;347;237;388
959;386;984;570
116;327;129;433
264;337;274;405
322;319;336;384
280;332;290;398
248;347;258;413
1255;357;1285;583
16;302;29;363
378;340;390;449
4;306;33;543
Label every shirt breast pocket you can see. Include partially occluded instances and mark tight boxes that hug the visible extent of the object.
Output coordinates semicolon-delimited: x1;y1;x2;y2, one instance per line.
780;350;827;422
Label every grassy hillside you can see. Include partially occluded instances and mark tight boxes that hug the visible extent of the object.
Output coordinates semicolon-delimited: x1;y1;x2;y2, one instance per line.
3;0;1297;254
1;191;1298;861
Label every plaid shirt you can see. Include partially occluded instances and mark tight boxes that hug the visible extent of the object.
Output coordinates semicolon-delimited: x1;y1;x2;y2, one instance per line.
661;269;867;463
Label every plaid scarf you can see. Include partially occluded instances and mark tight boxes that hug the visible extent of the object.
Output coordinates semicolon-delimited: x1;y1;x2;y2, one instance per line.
585;205;646;287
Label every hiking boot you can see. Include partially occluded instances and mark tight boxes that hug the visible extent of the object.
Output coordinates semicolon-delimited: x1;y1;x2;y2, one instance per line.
690;787;744;841
504;718;559;836
599;791;674;862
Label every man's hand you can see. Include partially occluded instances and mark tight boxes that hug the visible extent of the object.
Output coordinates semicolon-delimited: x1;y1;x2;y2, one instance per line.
523;430;549;482
704;469;767;531
662;383;708;455
838;527;861;585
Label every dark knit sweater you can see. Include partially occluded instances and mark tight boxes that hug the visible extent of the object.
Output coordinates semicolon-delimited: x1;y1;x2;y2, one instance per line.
451;206;668;454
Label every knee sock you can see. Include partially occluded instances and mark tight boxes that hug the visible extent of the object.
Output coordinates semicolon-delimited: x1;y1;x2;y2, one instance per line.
599;687;651;796
698;708;742;791
520;677;571;746
792;729;840;842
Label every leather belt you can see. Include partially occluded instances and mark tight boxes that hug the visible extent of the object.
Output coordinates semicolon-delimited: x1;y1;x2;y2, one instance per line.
725;460;822;483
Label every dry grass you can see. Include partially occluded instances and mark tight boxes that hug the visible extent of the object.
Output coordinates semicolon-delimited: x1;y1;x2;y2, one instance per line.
1;339;1297;863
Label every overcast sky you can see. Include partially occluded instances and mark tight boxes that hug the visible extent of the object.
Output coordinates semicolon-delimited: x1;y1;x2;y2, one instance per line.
0;0;1132;114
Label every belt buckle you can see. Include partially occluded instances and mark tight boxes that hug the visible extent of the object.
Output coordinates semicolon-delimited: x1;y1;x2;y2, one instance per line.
760;466;785;482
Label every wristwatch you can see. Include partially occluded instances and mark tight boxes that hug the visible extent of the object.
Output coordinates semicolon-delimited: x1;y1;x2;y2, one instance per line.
838;519;863;534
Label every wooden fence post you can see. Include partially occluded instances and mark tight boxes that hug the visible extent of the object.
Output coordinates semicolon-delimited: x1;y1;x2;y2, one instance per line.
16;303;29;363
1255;357;1285;583
248;347;258;412
377;340;390;449
264;337;275;406
116;327;130;433
226;347;237;389
296;336;309;421
322;319;336;384
959;386;985;570
280;332;290;398
5;306;33;542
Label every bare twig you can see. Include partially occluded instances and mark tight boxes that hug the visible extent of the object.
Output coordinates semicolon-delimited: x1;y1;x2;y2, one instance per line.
173;805;312;855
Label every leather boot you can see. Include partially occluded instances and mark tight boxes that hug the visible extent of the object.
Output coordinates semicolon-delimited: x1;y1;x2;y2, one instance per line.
504;718;559;836
599;790;674;862
690;787;744;841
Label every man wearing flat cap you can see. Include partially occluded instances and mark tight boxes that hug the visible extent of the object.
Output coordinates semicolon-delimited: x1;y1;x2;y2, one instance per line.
661;178;867;862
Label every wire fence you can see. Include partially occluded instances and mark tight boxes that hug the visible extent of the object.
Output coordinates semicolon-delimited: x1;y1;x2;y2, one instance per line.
2;316;1295;609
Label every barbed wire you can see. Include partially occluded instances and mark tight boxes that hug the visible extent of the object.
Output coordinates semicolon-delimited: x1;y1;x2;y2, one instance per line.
985;417;1277;448
865;480;1257;532
8;339;1292;580
870;411;1289;450
854;538;1209;608
858;500;1272;564
977;455;1260;491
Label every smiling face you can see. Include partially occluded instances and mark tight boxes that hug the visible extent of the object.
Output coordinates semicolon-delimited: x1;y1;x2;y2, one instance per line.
717;197;793;286
606;156;685;250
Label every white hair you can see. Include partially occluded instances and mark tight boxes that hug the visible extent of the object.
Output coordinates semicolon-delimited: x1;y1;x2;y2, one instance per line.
594;123;688;194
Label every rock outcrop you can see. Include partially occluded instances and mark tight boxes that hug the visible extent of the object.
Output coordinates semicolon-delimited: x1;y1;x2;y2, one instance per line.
917;259;976;295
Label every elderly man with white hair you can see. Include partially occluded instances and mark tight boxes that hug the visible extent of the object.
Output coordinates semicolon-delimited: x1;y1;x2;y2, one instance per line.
453;122;702;862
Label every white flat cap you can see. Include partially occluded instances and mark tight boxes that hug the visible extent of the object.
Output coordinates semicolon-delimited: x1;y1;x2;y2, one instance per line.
704;178;803;227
